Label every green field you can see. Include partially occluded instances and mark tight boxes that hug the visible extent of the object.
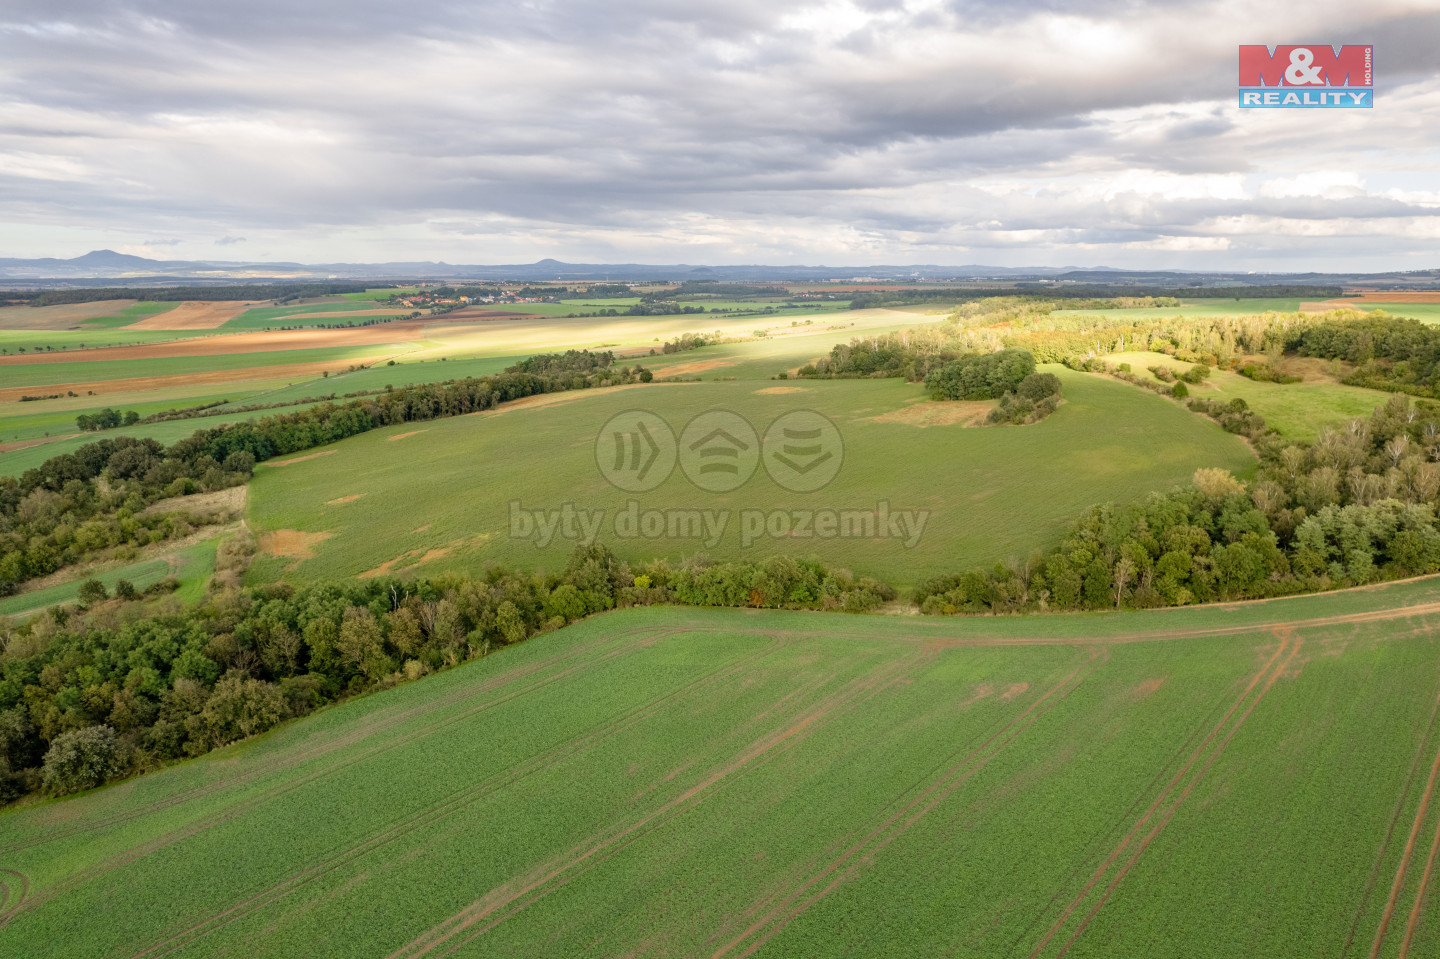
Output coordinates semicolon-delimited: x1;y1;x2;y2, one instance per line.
222;300;410;330
5;580;1440;957
0;344;417;391
1104;350;1391;441
0;533;222;619
245;368;1254;586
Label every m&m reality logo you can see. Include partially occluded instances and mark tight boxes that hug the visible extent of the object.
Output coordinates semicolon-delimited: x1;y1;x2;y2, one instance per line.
1239;45;1373;108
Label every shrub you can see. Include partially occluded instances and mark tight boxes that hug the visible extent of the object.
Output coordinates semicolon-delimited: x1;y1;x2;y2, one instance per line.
42;725;121;796
77;578;108;607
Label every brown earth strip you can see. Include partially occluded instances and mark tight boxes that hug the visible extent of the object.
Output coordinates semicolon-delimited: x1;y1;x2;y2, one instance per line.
0;320;429;364
1344;686;1440;957
126;302;255;330
873;400;996;427
654;358;738;377
257;530;331;559
140;486;247;517
1371;723;1440;958
388;430;429;441
326;494;364;505
753;387;809;395
0;434;80;454
264;450;336;467
0;300;138;330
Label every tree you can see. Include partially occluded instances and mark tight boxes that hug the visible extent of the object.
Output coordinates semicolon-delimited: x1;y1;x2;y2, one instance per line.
114;579;138;601
77;578;108;607
42;725;121;795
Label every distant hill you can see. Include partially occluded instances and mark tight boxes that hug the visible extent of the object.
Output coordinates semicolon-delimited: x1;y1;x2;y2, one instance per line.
0;249;1436;289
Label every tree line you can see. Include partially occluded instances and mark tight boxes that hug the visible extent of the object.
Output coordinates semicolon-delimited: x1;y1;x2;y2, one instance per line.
2;360;643;596
918;394;1440;614
0;543;893;802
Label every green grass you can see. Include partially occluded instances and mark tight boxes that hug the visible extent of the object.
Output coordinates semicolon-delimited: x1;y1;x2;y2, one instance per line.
222;301;406;330
203;355;527;412
0;534;220;619
0;344;414;391
342;288;420;301
245;368;1254;587
1104;350;1391;441
0;405;331;478
5;580;1440;957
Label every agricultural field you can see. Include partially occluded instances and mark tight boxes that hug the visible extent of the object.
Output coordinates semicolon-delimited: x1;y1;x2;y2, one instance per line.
5;580;1440;957
244;368;1254;587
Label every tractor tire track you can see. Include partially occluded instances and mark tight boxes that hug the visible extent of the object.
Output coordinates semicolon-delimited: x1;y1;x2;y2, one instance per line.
0;625;649;859
1344;683;1440;958
1371;694;1440;959
129;630;788;958
0;625;675;927
383;645;939;959
1030;630;1300;959
710;646;1106;958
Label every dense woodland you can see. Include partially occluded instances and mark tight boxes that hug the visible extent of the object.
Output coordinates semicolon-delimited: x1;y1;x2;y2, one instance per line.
0;543;892;802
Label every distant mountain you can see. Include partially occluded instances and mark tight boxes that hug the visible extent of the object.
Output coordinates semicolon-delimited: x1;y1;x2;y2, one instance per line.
0;250;1437;289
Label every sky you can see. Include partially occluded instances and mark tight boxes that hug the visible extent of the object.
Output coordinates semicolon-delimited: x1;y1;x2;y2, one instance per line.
1;0;1438;271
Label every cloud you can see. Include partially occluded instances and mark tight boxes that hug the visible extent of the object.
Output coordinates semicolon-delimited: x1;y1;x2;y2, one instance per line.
214;235;246;245
0;0;1435;269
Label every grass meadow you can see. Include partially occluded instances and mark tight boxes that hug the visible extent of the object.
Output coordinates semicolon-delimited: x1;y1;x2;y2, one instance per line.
5;579;1440;957
1104;350;1391;441
0;534;222;620
245;368;1254;586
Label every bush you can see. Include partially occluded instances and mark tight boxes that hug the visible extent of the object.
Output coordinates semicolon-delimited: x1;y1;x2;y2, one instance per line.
1172;382;1189;398
77;578;108;607
925;349;1036;400
42;725;121;796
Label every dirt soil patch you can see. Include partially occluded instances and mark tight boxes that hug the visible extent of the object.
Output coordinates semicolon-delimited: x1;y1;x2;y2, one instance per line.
655;358;738;377
0;300;138;331
753;387;809;395
359;546;453;579
873;400;996;427
258;529;331;560
388;430;429;442
0;434;81;454
471;382;678;419
264;450;337;467
141;485;247;517
326;494;365;504
126;301;256;330
0;320;428;365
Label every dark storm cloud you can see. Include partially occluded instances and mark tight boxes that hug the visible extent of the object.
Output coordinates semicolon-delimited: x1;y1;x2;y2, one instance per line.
0;0;1437;267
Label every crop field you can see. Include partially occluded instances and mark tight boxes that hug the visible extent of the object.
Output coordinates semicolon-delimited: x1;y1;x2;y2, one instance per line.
5;580;1440;957
245;368;1254;586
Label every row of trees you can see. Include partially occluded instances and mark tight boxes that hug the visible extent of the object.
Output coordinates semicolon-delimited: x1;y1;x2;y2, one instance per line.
919;394;1440;614
2;364;632;595
0;543;893;802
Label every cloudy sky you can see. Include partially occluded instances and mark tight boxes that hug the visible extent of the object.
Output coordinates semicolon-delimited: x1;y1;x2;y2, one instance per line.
1;0;1438;270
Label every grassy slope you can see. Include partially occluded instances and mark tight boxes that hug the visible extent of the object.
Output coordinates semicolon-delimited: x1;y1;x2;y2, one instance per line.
0;534;221;619
1104;350;1389;441
245;368;1254;587
4;581;1440;957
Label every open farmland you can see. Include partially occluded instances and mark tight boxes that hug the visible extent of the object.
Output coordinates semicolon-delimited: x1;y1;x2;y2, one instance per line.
4;580;1440;957
245;369;1254;586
